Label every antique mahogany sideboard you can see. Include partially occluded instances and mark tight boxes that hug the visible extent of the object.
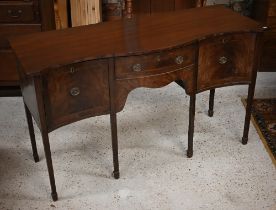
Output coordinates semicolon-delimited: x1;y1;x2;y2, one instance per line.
0;0;55;96
9;6;263;201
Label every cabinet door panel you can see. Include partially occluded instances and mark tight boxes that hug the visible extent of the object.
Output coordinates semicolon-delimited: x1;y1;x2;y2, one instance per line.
133;0;150;14
151;0;175;13
175;0;198;9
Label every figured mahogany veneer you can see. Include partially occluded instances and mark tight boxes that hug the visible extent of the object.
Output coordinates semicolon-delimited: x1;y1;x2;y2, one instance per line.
9;6;264;201
115;44;196;79
198;33;257;92
45;60;110;131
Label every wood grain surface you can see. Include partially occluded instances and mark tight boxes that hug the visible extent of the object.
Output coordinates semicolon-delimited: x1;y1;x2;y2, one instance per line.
9;5;262;77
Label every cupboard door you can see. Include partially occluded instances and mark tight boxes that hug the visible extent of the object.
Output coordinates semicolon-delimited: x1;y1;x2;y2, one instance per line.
151;0;175;13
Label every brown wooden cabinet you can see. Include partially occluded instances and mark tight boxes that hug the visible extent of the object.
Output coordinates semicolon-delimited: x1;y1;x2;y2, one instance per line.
0;0;55;96
253;0;276;71
102;0;204;20
132;0;202;14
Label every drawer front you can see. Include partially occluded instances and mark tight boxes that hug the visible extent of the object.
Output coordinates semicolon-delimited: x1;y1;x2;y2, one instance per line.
115;45;196;79
45;60;110;130
0;1;39;23
0;51;19;85
0;24;41;49
197;33;256;91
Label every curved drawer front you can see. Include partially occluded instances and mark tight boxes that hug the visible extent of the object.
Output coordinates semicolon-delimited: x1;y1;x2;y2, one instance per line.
0;1;39;23
115;44;196;79
197;33;256;92
45;60;110;130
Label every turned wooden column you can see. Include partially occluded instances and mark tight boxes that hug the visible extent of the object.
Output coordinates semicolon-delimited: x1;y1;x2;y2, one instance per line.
124;0;133;18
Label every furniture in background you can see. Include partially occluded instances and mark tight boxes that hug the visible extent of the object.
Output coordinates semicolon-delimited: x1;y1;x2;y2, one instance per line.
102;0;206;20
0;0;56;97
10;6;263;201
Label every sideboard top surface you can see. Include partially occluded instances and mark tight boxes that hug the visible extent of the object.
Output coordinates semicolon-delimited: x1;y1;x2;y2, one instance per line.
9;5;262;76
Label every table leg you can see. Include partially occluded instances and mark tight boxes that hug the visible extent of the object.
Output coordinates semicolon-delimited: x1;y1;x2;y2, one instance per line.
242;83;256;145
187;94;196;158
110;112;120;179
41;129;58;201
24;103;39;162
208;89;215;117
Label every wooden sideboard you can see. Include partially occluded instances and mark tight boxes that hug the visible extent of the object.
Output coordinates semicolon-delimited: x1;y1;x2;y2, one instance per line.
9;6;263;201
0;0;55;96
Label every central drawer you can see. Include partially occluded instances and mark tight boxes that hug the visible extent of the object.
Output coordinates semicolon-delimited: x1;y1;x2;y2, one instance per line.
44;59;110;130
115;44;196;79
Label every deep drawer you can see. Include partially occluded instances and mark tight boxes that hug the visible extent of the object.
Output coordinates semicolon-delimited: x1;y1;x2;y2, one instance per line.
0;1;39;23
197;33;256;92
44;59;110;130
115;44;196;79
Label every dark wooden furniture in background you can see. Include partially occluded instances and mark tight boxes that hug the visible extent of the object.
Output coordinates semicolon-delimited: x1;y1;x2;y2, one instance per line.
102;0;206;20
253;0;276;72
0;0;55;96
10;6;263;201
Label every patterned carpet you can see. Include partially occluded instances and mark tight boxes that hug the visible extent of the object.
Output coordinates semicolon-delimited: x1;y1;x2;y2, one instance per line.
243;99;276;164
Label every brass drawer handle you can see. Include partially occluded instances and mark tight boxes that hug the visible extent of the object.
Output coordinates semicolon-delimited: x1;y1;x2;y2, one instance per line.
70;87;80;96
70;67;75;74
175;56;184;65
132;63;142;72
219;56;228;65
8;9;23;18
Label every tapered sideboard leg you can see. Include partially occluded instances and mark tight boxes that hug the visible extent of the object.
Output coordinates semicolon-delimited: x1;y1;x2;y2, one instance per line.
41;129;58;201
208;89;215;117
110;112;120;179
24;103;39;162
242;83;256;145
187;94;196;158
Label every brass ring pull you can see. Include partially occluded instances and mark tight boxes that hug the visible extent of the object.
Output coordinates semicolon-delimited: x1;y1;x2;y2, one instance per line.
219;56;228;65
175;56;184;65
8;9;22;18
70;87;80;96
132;63;142;72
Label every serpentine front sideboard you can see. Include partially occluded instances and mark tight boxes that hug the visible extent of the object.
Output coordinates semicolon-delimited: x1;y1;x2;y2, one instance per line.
9;6;264;201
